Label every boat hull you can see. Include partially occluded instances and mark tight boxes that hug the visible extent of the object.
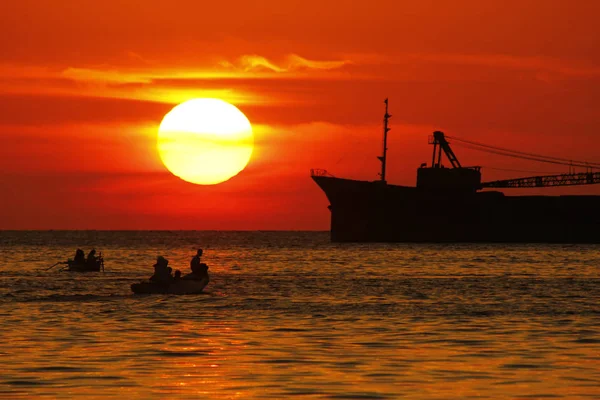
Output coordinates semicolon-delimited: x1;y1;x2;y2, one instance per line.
66;260;103;272
131;279;209;295
312;175;600;243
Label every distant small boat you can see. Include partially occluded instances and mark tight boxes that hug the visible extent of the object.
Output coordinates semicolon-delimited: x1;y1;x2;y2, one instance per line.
65;259;104;272
131;278;209;295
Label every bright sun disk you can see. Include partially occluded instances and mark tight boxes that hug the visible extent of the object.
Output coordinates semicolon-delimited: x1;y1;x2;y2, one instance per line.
157;98;254;185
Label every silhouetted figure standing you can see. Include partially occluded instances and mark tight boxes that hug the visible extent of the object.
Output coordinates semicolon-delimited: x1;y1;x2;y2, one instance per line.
190;249;202;274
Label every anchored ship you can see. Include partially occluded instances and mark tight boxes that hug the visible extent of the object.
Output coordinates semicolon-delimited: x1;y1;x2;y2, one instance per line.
311;99;600;242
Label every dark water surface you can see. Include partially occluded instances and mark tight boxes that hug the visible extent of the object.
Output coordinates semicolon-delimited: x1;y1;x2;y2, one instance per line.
0;231;598;399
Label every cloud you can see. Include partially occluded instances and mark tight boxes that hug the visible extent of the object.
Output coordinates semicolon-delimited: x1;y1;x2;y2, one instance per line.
0;93;169;126
61;67;152;84
286;54;351;71
237;55;286;73
48;54;353;105
55;53;352;86
224;53;352;73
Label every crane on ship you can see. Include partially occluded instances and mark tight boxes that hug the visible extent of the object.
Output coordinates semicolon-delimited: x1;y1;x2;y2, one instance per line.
312;99;600;191
425;132;600;189
379;99;600;191
443;135;600;189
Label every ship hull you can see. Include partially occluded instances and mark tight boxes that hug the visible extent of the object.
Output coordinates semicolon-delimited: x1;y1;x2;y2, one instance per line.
313;175;600;243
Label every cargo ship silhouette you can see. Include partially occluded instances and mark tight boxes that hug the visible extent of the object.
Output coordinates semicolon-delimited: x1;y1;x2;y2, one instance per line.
311;99;600;242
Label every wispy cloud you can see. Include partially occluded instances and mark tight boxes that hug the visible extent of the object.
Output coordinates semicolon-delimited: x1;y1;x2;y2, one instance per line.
61;67;152;84
222;54;352;73
0;53;354;106
57;54;352;85
233;55;285;73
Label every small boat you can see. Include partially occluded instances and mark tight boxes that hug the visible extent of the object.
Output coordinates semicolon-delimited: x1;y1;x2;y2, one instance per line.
131;278;209;295
44;251;105;272
65;258;104;272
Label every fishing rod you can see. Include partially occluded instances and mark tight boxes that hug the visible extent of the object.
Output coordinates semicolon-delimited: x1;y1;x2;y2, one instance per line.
44;261;66;271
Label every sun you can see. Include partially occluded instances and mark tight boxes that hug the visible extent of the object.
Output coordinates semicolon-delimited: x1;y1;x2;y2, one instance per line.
157;98;254;185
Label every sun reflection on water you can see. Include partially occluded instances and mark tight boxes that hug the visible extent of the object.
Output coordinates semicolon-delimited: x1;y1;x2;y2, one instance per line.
0;232;598;398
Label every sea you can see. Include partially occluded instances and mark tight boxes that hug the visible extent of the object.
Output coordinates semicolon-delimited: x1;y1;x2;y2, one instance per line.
0;231;598;399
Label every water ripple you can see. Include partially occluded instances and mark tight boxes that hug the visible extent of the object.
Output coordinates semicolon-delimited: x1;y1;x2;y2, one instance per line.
0;231;598;399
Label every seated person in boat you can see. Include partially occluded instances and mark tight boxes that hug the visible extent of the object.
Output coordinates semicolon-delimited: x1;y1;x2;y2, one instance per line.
150;256;173;283
173;269;181;281
87;249;97;266
183;249;209;282
183;263;209;282
73;249;85;264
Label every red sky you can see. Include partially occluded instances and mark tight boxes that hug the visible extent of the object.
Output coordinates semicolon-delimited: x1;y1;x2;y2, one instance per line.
1;1;600;229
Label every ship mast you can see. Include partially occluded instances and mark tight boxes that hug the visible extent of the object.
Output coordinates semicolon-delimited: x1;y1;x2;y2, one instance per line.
378;98;391;183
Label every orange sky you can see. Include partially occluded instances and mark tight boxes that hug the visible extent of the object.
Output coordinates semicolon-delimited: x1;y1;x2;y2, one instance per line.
1;1;600;229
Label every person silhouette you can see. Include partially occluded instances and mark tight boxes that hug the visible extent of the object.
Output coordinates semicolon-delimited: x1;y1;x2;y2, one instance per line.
74;249;85;264
184;249;209;282
190;249;203;274
150;256;172;283
86;249;97;266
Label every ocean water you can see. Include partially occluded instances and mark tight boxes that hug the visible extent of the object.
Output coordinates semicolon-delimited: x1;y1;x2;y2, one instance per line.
0;231;598;399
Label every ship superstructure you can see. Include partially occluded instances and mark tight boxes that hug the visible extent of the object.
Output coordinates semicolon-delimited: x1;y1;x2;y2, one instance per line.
311;100;600;242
